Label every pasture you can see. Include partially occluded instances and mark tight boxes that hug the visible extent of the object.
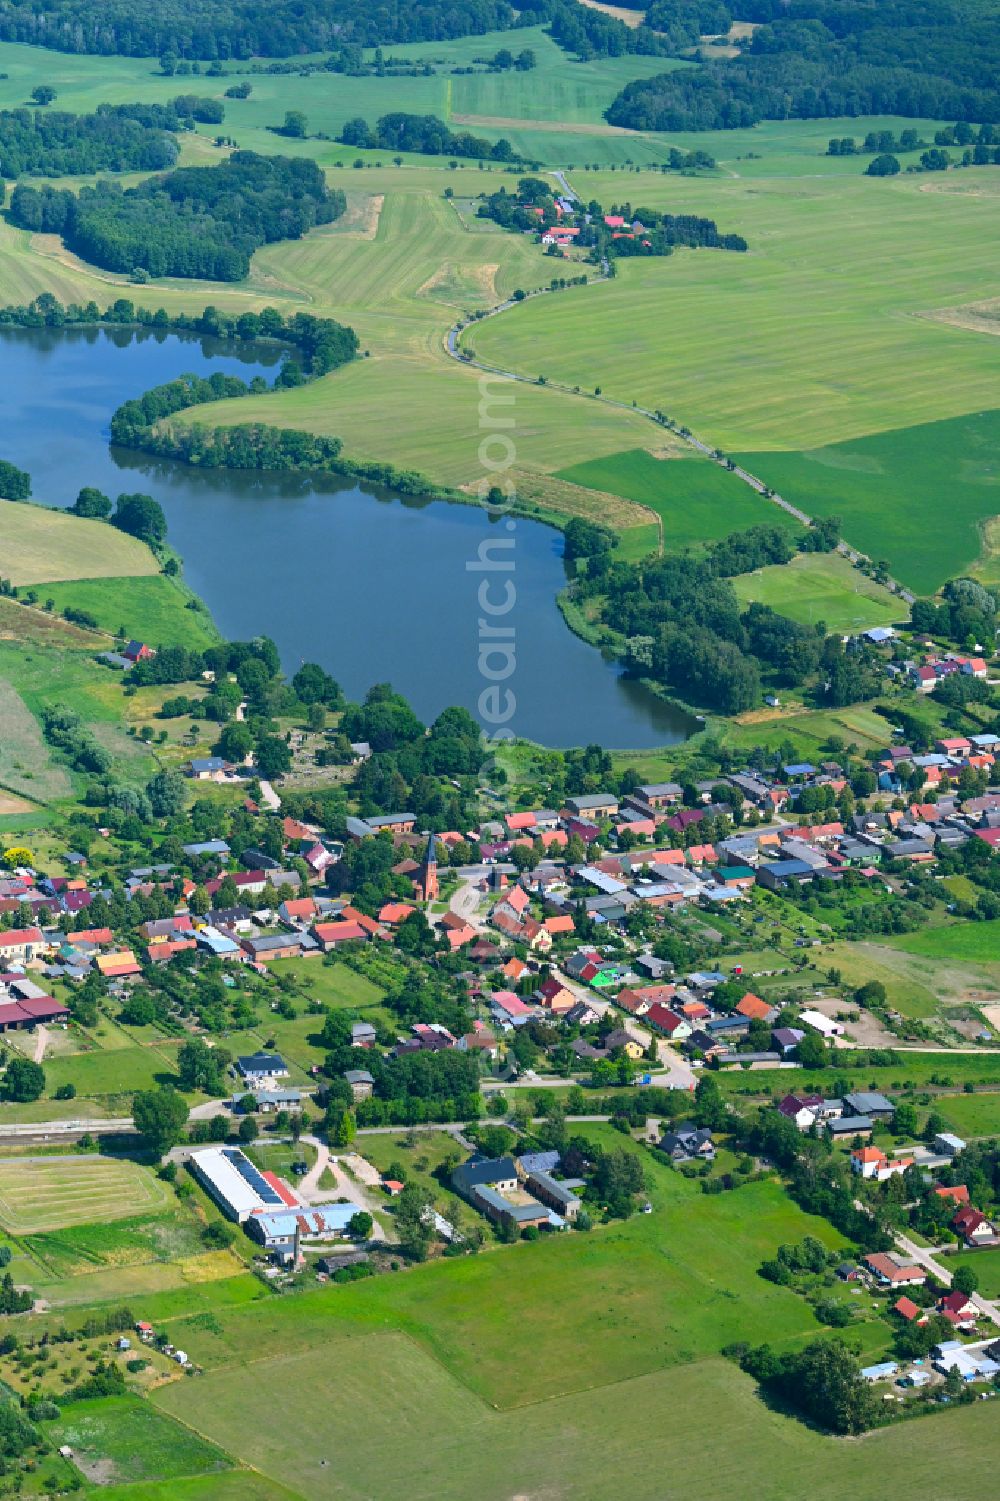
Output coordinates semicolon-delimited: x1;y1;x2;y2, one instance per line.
473;168;1000;581
0;1156;170;1235
557;449;799;548
890;922;1000;966
735;409;1000;594
932;1090;1000;1139
732;550;901;631
53;1396;232;1489
0;675;72;804
0;500;158;586
156;1336;1000;1501
41;576;219;650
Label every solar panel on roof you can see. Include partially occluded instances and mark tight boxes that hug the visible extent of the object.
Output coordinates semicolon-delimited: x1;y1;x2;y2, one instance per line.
223;1148;283;1206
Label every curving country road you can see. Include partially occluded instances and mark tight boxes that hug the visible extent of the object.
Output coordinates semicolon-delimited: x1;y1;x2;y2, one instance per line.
444;174;914;604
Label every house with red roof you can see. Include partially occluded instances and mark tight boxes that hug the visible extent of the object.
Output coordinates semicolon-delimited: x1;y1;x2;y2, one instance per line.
735;992;776;1023
644;1003;690;1039
952;1205;997;1245
934;1184;970;1205
312;920;369;951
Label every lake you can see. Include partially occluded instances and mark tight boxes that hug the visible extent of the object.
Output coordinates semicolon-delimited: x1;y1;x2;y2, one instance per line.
0;325;694;748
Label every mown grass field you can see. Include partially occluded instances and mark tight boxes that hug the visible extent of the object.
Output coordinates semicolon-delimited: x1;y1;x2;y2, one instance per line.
41;576;219;650
156;1335;1000;1501
557;449;799;548
890;922;1000;965
44;1043;175;1100
0;1156;170;1234
52;1396;232;1488
0;500;158;586
473;167;1000;583
732;550;902;631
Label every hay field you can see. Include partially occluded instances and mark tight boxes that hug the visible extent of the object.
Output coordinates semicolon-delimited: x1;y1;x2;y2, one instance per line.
0;500;158;586
0;1156;170;1234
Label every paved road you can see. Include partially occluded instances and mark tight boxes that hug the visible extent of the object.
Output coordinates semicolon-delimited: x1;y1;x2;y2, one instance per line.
258;779;281;811
443;230;914;603
894;1231;1000;1327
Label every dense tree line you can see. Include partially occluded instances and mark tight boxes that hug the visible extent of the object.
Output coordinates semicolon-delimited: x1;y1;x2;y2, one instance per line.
9;151;345;281
109;312;357;445
340;112;515;161
0;0;519;58
729;1338;880;1434
0;101;191;176
606;0;1000;130
576;524;829;712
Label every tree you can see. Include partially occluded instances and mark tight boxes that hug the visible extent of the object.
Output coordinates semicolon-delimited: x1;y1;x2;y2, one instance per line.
71;486;112;519
693;1074;727;1131
348;1210;373;1240
891;1102;917;1137
330;1109;355;1148
112;492;166;545
395;1183;434;1260
795;1031;828;1070
238;1114;258;1142
0;459;30;500
3;1057;44;1102
133;1087;188;1154
866;153;900;176
952;1264;979;1296
255;735;292;780
177;1037;229;1095
31;86;57;106
216;722;254;763
282;110;308;138
146;769;185;817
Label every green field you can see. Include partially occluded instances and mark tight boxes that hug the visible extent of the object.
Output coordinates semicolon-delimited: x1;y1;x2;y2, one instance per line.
41;576;219;651
0;639;160;797
157;1334;1000;1501
890;922;1000;966
556;449;800;549
948;1247;1000;1297
735;410;1000;594
733;550;902;631
0;1156;170;1234
45;1043;175;1099
932;1091;1000;1139
473;167;1000;581
53;1396;232;1488
0;499;158;586
25;1211;207;1280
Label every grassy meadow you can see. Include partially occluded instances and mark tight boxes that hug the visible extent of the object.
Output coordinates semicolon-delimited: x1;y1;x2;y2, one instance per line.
41;575;219;650
154;1333;1000;1501
732;550;902;631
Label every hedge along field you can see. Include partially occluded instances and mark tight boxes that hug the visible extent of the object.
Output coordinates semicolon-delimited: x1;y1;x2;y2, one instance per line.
472;169;1000;579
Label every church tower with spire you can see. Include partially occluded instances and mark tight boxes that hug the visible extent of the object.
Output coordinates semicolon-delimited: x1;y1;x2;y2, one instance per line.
417;831;439;903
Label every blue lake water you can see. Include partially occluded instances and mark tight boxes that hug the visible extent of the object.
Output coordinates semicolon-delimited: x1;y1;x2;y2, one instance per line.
0;325;694;748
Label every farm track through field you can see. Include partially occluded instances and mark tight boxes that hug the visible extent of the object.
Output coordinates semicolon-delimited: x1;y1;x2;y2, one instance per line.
445;243;915;602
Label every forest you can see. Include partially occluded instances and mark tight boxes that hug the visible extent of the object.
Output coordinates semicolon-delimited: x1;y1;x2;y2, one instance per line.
0;0;520;57
8;151;345;280
606;0;1000;129
0;99;217;176
571;521;884;713
340;112;515;161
